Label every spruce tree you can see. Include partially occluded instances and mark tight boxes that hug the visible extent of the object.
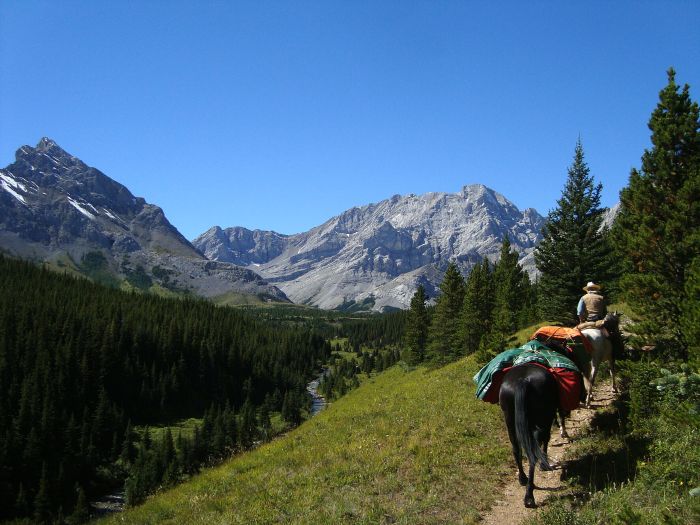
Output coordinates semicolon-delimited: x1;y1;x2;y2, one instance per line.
535;139;613;324
613;68;700;357
488;237;530;353
33;463;51;524
493;238;521;330
404;285;429;364
682;257;700;365
68;486;89;525
427;262;466;361
459;259;494;355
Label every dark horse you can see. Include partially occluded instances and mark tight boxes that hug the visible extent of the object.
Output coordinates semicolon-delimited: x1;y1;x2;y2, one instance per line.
499;363;558;508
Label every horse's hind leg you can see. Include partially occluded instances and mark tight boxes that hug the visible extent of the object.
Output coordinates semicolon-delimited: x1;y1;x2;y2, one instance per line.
609;357;618;393
586;362;599;407
524;458;537;508
506;422;528;485
556;410;570;440
535;427;554;470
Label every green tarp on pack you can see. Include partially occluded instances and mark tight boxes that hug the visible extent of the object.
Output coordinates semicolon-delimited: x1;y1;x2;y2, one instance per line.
473;340;580;401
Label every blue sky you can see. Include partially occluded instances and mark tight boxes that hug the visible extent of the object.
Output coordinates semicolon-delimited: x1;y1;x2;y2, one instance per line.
2;1;699;239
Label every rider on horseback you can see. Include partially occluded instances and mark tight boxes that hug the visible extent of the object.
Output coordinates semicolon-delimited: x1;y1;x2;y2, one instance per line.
577;281;607;323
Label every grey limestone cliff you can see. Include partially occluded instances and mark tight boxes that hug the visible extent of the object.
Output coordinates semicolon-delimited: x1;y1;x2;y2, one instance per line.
194;184;546;311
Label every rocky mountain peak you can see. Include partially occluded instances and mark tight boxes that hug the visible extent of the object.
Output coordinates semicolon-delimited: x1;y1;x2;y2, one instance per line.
1;138;289;304
36;137;63;153
195;185;546;311
16;137;84;173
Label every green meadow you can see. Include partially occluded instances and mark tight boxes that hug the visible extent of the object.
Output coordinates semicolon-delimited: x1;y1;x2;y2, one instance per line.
101;357;510;524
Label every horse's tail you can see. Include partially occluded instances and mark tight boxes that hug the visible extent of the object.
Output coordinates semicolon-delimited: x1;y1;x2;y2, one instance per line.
514;378;551;470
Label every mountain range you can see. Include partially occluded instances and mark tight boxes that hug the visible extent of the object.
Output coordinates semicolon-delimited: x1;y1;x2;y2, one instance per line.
0;138;288;302
193;185;546;311
1;138;577;311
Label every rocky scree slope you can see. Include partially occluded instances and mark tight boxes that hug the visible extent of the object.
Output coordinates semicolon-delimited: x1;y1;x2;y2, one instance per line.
0;138;288;302
194;185;545;311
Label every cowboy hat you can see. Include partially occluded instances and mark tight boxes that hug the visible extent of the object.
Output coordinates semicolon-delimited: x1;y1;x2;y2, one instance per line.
582;281;602;292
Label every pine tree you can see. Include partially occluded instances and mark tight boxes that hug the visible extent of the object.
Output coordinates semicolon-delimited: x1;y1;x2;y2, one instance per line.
495;238;526;331
489;237;530;353
160;428;175;477
120;420;135;464
404;285;429;364
33;463;51;524
68;485;89;525
427;262;466;361
535;139;613;324
14;482;29;517
459;259;494;355
613;68;700;356
682;257;700;365
239;398;259;447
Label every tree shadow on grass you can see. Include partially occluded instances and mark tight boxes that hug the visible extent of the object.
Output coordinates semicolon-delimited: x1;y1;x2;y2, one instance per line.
560;394;648;493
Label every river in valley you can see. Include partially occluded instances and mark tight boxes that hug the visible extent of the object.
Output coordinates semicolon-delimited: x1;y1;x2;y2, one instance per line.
306;368;328;416
91;370;329;515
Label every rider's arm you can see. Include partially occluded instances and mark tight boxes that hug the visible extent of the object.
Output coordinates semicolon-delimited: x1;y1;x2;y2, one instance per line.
577;296;586;322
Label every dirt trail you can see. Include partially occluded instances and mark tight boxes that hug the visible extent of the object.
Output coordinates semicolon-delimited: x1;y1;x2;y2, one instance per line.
480;387;616;525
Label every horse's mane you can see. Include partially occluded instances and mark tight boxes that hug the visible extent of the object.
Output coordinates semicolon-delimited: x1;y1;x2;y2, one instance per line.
603;311;625;359
602;311;620;332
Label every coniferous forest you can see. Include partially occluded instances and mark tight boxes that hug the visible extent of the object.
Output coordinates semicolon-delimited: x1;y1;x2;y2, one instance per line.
0;256;330;522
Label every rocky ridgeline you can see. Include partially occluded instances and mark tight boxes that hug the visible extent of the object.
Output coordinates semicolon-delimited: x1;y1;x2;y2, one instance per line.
194;185;546;311
0;138;288;302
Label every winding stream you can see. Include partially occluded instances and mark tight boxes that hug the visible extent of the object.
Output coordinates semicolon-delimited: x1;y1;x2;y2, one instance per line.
91;370;329;515
306;368;329;416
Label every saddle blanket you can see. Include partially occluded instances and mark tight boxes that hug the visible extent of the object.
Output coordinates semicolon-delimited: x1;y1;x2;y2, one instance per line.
473;340;584;412
531;326;593;365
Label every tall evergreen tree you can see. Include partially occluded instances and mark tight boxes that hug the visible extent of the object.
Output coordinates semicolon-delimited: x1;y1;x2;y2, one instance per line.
427;262;466;361
459;259;494;355
488;237;530;353
33;463;51;524
535;139;613;324
68;486;89;525
613;68;700;357
404;285;429;364
682;257;700;365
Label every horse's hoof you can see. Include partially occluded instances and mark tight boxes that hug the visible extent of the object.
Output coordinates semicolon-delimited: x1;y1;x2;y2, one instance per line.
560;431;570;440
519;473;528;486
524;496;536;508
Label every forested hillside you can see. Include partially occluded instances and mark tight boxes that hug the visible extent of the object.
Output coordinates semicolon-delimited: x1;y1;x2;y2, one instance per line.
0;256;329;522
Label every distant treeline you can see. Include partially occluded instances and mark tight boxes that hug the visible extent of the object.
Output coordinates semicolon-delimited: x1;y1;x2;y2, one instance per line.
237;304;408;347
0;256;330;523
340;309;408;350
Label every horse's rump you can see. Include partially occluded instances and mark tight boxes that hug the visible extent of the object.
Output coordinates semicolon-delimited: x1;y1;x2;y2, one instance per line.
484;363;582;412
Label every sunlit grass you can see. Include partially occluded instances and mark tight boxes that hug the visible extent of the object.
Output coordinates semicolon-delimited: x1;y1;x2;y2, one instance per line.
101;357;511;525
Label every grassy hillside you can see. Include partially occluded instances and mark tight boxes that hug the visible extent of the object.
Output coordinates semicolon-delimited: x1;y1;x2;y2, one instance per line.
101;357;511;525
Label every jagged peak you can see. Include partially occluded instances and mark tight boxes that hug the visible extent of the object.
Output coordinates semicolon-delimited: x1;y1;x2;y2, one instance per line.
35;137;69;157
461;183;489;194
15;137;79;168
38;137;58;148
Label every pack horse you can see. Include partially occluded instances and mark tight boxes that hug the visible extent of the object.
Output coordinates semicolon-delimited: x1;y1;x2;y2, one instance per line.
498;363;558;508
474;313;623;508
